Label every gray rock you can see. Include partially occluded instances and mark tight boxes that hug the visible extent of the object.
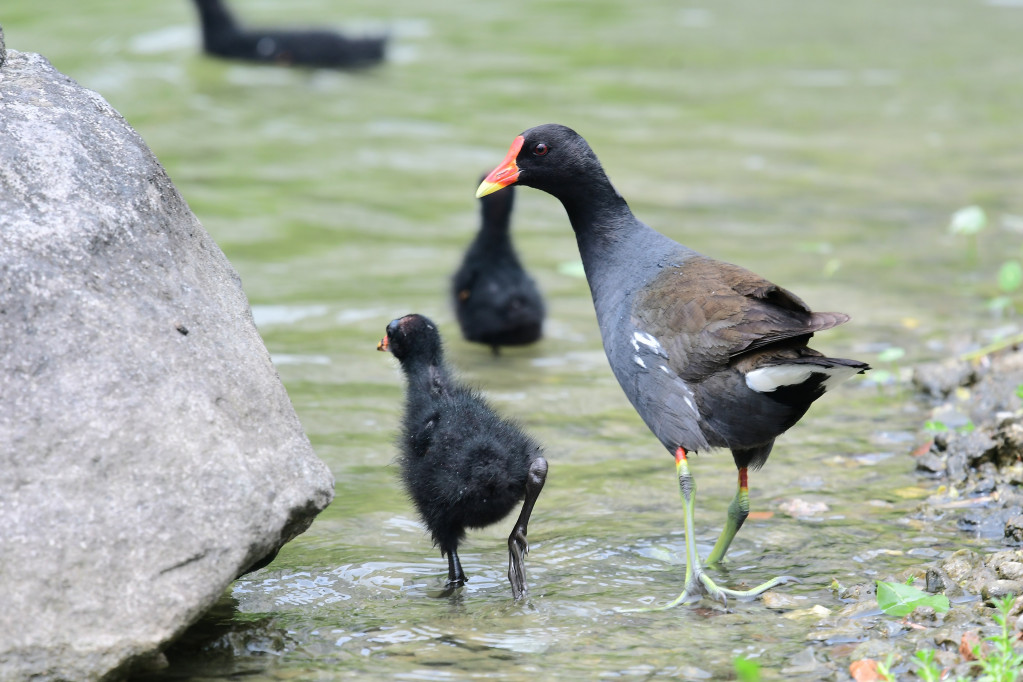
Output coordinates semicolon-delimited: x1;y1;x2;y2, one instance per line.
982;580;1023;603
916;451;947;474
926;566;961;597
912;359;976;398
942;548;984;582
945;429;999;468
778;646;820;675
0;50;334;681
1;25;6;68
1006;517;1023;545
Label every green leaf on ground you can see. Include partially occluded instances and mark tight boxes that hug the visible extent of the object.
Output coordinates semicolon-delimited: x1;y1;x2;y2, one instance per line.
997;260;1023;292
876;580;950;617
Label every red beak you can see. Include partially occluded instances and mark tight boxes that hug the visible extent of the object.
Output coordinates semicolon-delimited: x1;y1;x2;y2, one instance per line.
376;336;389;352
476;135;524;198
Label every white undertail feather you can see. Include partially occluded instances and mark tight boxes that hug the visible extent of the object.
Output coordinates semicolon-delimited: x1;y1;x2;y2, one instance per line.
745;364;861;393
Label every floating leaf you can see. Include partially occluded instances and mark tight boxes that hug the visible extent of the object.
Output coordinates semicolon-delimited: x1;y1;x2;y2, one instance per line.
998;260;1023;292
1016;384;1023;400
877;347;906;363
949;205;988;235
876;580;950;617
924;420;947;431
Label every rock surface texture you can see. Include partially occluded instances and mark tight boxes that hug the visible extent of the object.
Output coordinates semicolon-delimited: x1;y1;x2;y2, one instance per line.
0;49;334;681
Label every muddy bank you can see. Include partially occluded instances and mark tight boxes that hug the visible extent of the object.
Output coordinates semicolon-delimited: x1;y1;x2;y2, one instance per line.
804;346;1023;680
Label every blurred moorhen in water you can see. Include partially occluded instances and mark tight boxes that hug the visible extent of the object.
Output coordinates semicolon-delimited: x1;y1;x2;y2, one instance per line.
377;314;548;599
191;0;386;69
453;179;545;355
477;124;869;608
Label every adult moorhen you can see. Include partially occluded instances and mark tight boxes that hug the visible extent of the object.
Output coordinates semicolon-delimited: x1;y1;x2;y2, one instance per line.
477;124;869;608
452;178;545;354
378;314;548;599
191;0;386;69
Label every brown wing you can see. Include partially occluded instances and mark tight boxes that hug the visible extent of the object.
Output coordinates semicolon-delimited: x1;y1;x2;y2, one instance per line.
631;256;849;382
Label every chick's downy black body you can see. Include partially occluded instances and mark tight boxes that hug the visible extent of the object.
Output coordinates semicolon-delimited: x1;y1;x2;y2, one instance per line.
453;180;545;354
378;314;547;598
191;0;386;68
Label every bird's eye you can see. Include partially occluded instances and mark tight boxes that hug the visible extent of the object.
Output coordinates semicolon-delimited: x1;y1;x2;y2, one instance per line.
533;143;549;156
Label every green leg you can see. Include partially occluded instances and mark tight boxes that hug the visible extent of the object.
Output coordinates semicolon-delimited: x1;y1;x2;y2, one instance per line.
705;468;750;566
637;450;798;611
651;448;702;609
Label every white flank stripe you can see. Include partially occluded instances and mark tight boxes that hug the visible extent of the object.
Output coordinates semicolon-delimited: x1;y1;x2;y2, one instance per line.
745;364;860;393
631;331;666;356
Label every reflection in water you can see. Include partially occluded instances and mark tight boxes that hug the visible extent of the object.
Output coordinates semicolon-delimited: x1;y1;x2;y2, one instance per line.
132;595;293;680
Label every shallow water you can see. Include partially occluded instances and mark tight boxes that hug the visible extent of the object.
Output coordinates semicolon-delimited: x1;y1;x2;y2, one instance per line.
5;0;1023;678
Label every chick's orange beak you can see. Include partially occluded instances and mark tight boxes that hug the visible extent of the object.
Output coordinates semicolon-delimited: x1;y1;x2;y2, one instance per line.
476;135;524;198
377;336;389;352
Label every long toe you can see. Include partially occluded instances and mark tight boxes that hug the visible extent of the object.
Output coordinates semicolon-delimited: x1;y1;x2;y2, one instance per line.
699;573;799;604
625;570;797;612
508;559;526;599
507;531;529;599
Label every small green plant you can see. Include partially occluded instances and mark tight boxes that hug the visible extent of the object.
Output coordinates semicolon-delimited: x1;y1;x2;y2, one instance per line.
989;260;1023;315
907;594;1022;682
974;594;1023;682
923;419;975;434
734;655;761;682
876;579;951;617
949;205;988;236
875;655;898;682
998;261;1023;294
913;649;942;682
949;204;988;265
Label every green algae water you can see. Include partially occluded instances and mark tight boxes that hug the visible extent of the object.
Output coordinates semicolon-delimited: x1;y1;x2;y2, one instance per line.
5;0;1023;678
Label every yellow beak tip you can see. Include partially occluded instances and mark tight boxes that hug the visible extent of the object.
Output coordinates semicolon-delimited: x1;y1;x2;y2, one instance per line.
475;181;502;199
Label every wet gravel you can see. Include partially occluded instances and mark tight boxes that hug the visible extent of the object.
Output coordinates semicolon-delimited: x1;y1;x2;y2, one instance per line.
809;346;1023;680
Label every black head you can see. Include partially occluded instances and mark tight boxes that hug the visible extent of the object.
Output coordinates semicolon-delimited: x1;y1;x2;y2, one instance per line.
477;124;604;200
378;314;443;365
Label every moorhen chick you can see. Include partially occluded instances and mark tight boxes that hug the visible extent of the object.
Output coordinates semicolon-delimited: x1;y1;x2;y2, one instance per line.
452;179;545;354
477;124;869;608
191;0;386;69
378;314;548;599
